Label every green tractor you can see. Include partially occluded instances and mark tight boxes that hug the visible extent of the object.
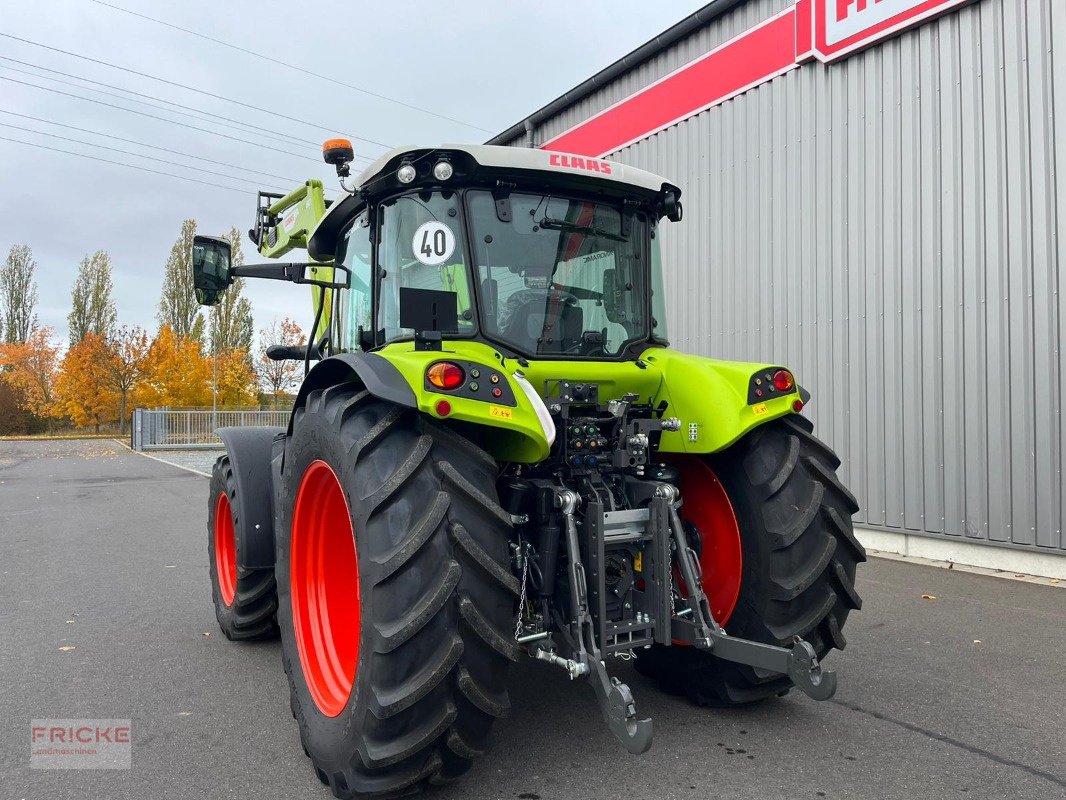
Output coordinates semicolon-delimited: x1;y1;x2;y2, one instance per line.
191;141;863;799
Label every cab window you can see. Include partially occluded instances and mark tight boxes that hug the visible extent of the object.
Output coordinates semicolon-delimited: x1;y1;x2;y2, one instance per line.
377;191;473;342
334;214;372;351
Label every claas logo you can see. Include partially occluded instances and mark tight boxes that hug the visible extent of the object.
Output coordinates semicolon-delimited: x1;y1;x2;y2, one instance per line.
548;153;613;175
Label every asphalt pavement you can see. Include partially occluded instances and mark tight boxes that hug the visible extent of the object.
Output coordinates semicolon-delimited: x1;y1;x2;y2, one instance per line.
0;439;1063;800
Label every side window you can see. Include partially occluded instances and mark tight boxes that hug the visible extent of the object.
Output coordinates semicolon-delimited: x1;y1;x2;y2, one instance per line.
378;192;472;342
335;214;372;351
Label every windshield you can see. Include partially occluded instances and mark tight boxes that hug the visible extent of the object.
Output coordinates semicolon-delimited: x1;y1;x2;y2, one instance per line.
466;191;654;357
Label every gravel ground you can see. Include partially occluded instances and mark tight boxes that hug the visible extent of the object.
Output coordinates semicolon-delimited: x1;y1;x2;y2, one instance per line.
1;439;1063;800
129;447;223;477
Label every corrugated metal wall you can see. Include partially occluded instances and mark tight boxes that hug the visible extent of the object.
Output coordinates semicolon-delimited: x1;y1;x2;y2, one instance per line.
510;0;1066;553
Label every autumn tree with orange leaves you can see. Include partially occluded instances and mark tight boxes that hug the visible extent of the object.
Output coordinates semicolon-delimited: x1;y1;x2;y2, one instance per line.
0;327;61;429
53;332;118;432
214;347;258;407
135;325;213;408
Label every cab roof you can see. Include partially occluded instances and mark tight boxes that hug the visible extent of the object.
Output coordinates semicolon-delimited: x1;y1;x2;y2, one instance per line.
308;144;679;260
355;144;672;193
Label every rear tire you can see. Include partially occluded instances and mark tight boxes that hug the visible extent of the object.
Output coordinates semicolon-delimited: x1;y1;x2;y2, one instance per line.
636;415;864;706
208;455;279;640
276;385;518;799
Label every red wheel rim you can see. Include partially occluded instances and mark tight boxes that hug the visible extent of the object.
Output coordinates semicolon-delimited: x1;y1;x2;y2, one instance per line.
673;459;743;630
290;460;360;718
214;492;237;607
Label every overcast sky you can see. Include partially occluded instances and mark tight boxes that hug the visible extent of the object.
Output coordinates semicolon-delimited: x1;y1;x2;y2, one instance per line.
0;0;706;345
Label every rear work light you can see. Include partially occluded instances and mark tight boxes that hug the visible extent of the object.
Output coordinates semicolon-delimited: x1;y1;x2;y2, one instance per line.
426;361;464;390
772;369;795;392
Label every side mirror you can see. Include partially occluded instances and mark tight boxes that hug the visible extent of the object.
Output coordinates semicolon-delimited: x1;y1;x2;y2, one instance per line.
661;189;683;223
191;235;233;306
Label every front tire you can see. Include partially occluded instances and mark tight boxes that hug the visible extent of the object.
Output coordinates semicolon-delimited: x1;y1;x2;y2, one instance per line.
636;415;864;706
276;385;519;799
208;455;279;640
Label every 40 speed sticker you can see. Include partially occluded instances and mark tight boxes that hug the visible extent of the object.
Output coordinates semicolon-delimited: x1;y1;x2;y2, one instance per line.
412;221;455;266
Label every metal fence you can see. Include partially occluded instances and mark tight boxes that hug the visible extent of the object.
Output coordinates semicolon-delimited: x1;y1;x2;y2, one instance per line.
131;408;289;451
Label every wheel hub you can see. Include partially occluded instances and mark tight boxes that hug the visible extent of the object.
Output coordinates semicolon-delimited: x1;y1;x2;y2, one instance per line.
674;459;743;625
214;492;237;607
290;460;361;718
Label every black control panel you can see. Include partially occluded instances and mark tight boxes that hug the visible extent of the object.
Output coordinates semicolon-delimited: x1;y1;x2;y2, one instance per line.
423;359;517;406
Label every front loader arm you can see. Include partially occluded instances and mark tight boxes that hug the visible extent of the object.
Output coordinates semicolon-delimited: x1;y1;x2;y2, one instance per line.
251;180;334;340
252;180;329;259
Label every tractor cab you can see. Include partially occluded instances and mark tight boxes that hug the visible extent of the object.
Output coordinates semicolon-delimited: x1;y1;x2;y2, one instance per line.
307;145;682;361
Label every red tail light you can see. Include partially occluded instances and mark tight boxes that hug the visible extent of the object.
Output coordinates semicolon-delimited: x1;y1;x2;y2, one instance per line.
427;362;464;390
773;370;794;392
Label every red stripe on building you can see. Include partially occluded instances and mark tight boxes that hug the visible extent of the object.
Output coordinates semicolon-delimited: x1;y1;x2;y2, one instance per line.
541;9;798;158
538;0;972;158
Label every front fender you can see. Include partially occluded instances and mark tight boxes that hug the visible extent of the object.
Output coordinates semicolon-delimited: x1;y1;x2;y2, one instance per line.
217;426;284;569
642;347;805;454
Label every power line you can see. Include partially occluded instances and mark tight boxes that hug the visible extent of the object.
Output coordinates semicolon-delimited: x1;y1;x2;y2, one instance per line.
0;109;315;183
0;31;394;150
0;121;291;192
0;64;314;155
0;74;321;162
91;0;494;134
0;133;258;194
3;55;373;163
0;56;318;150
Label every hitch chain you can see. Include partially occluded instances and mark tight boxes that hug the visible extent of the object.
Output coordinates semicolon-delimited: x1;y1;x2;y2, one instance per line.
513;537;531;641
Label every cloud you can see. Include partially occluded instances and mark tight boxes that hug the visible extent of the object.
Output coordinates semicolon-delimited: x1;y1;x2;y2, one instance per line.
1;0;706;343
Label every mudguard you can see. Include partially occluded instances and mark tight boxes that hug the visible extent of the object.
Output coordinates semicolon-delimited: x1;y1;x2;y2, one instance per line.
288;352;417;436
217;426;284;569
640;347;807;453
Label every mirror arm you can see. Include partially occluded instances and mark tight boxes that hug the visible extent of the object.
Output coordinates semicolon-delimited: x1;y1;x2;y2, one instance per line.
230;262;351;289
230;263;300;281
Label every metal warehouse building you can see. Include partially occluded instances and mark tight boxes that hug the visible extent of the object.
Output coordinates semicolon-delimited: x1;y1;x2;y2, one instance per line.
490;0;1066;577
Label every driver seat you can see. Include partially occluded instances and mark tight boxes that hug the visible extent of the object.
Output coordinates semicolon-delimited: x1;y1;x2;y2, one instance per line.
498;289;583;354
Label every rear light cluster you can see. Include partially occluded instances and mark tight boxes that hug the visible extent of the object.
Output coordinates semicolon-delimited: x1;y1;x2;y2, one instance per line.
747;367;800;407
426;361;513;417
427;361;464;390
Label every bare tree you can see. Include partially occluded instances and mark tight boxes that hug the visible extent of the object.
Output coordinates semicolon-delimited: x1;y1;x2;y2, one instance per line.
1;244;39;343
104;325;149;435
157;219;203;343
68;250;118;345
256;317;305;408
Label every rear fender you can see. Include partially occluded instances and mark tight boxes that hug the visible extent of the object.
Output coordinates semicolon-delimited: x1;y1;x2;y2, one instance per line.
292;346;553;463
641;347;807;454
218;426;284;569
288;352;417;436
